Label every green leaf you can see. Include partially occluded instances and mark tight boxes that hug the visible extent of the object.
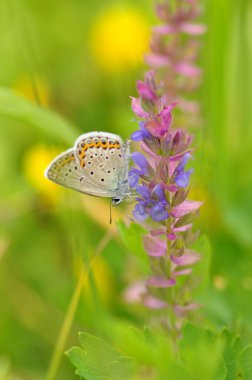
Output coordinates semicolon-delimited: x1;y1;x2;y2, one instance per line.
117;221;149;272
0;88;78;144
66;332;136;380
180;323;226;380
221;329;242;380
238;345;252;380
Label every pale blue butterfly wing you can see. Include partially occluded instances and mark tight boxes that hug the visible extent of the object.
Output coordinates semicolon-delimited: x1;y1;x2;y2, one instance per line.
45;132;130;202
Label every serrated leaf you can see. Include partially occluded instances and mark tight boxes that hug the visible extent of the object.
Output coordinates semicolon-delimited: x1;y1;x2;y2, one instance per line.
180;323;226;380
117;221;149;272
221;329;242;380
66;333;136;380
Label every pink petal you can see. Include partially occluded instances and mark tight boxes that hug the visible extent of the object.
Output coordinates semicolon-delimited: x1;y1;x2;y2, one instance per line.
173;223;192;232
167;232;176;240
175;62;201;77
137;80;157;102
143;295;168;310
145;53;171;68
167;184;178;192
146;276;176;288
174;302;201;317
123;281;146;303
171;250;200;266
143;235;167;257
150;228;166;237
171;200;203;218
131;97;149;118
153;24;177;35
174;268;192;277
180;22;207;35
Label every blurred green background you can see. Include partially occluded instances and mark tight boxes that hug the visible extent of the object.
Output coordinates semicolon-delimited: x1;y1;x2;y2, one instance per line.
0;0;251;379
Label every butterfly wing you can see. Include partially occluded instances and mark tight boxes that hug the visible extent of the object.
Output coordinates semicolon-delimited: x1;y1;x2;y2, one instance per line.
74;132;129;193
45;148;116;197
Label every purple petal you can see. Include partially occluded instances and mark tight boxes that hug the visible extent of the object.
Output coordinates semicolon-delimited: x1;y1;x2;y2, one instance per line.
176;152;191;171
131;97;149;118
175;169;193;188
131;130;144;141
146;276;176;288
131;152;148;172
128;169;140;188
143;235;166;257
143;295;168;310
150;203;169;222
171;200;203;218
139;122;152;139
153;184;166;202
133;203;148;221
135;185;150;200
171;251;200;266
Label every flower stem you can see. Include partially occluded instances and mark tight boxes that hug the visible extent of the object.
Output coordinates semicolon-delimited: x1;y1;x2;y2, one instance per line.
45;231;112;380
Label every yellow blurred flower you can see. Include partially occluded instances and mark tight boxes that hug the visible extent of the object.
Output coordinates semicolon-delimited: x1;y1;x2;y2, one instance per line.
23;144;62;202
79;256;115;305
90;7;150;71
13;76;50;106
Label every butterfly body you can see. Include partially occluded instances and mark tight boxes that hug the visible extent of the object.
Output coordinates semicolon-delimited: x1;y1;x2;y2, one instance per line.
45;132;131;204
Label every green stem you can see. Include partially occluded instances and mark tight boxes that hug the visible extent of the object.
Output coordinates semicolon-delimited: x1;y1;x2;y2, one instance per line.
45;232;112;380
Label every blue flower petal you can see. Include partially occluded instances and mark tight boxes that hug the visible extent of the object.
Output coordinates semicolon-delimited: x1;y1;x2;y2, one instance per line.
131;152;148;172
175;169;193;188
131;130;144;141
133;203;149;221
150;203;169;222
153;184;166;202
135;185;150;200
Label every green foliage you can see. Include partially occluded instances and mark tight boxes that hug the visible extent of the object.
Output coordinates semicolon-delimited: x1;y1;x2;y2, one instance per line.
67;323;252;380
0;88;78;144
66;333;136;380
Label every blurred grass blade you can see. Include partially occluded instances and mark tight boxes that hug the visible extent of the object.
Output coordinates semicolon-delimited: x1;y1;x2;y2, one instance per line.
0;88;78;144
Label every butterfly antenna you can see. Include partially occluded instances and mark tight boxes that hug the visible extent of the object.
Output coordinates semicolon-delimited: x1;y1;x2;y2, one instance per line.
109;200;112;225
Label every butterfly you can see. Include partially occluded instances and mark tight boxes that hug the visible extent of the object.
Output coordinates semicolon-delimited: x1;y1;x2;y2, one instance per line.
45;132;131;205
